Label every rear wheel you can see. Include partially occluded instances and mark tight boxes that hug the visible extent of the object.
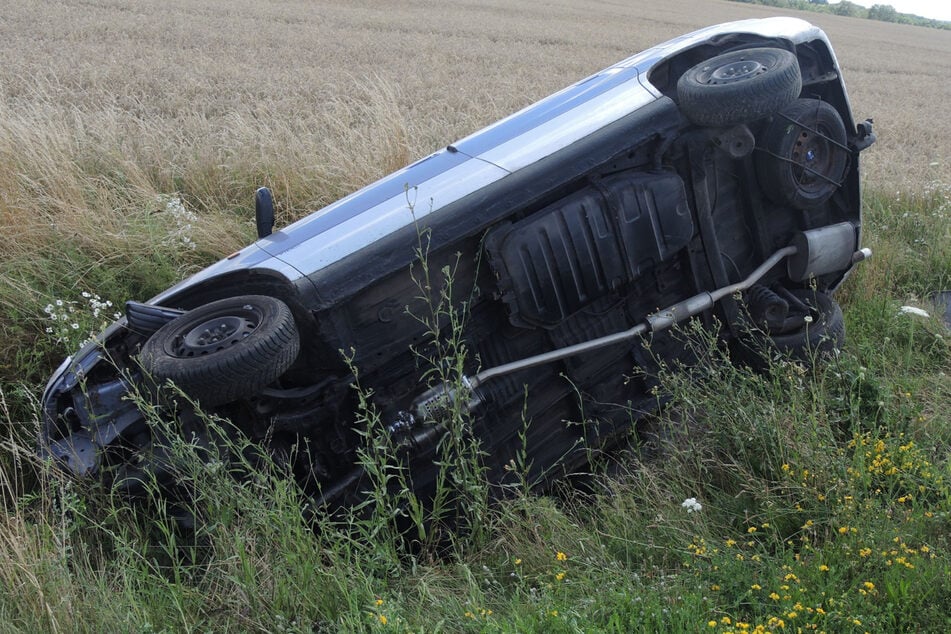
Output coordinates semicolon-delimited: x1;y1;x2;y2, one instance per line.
677;47;802;127
737;288;844;366
756;98;849;209
139;295;300;408
769;289;844;359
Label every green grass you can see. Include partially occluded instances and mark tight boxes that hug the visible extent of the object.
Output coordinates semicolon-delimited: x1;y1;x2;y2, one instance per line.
0;185;948;633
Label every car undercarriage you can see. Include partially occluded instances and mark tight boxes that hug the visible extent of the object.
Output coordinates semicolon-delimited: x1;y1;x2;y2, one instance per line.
41;18;875;516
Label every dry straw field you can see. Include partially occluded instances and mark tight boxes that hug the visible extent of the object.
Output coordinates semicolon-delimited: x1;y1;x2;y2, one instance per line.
1;1;946;321
1;0;949;207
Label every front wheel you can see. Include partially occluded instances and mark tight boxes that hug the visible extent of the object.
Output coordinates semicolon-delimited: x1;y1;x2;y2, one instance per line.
139;295;300;408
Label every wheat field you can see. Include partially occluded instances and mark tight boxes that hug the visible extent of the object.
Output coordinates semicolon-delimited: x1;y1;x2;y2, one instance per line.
0;0;947;376
1;0;948;202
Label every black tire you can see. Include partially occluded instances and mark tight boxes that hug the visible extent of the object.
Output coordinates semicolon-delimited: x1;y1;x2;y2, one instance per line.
769;289;844;359
139;295;300;408
677;47;802;128
756;98;849;209
739;288;844;367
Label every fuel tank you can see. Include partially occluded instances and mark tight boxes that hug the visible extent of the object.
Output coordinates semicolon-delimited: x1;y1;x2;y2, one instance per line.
485;170;694;327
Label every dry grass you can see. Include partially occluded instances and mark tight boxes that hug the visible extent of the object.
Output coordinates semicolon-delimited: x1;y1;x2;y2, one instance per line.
1;0;947;197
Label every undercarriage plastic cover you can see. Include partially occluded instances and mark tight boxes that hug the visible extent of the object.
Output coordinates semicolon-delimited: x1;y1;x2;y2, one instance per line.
486;170;693;327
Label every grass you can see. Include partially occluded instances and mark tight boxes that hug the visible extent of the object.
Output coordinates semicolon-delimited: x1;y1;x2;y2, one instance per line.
1;250;948;631
1;1;950;632
1;191;948;633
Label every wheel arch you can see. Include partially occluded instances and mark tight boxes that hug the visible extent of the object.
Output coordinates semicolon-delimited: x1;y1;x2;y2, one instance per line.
646;33;798;101
150;268;332;370
154;268;300;310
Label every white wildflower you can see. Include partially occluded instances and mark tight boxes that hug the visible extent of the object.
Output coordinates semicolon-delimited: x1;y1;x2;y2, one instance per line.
158;194;198;250
899;306;929;318
204;460;224;474
681;497;703;513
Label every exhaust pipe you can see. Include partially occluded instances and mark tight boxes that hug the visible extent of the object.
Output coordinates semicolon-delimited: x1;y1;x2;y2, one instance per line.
401;225;868;429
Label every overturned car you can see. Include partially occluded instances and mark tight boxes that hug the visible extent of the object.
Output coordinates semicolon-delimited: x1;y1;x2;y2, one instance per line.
42;18;874;509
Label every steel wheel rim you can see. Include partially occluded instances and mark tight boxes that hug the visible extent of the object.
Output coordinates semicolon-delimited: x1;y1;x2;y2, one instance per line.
170;309;260;357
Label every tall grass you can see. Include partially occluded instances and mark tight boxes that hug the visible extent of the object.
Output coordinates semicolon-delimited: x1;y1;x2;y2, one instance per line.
1;186;948;632
0;76;416;415
6;237;944;631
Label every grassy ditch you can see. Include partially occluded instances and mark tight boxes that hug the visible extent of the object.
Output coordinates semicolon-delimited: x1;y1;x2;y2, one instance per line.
0;186;948;632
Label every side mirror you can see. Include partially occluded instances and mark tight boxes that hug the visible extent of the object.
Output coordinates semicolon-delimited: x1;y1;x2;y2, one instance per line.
255;187;275;238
